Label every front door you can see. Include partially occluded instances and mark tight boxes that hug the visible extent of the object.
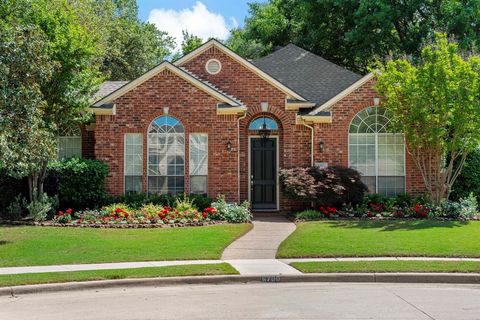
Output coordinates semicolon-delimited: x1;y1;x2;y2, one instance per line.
250;137;277;210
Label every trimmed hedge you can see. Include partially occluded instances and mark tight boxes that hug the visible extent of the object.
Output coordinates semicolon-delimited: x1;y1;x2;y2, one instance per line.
46;158;108;210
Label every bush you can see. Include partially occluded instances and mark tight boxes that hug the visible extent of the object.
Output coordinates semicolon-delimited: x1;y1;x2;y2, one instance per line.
46;158;108;210
451;148;480;203
4;194;27;221
211;195;251;223
296;210;323;220
26;193;57;222
104;193;213;211
437;193;478;220
0;172;28;218
279;166;367;207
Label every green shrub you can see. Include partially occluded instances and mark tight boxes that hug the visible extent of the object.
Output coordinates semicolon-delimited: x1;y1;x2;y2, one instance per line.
46;158;108;210
0;172;28;217
4;194;27;221
451;148;480;203
438;193;478;220
26;193;57;222
296;210;323;220
211;195;251;223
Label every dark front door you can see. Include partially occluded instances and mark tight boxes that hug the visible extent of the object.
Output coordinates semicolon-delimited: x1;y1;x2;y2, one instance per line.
250;138;277;210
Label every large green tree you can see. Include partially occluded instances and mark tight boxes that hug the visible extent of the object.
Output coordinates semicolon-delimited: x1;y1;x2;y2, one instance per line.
100;0;175;80
231;0;480;72
0;0;104;203
376;33;480;203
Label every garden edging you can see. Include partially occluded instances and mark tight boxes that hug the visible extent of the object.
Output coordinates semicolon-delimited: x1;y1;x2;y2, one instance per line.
3;273;480;297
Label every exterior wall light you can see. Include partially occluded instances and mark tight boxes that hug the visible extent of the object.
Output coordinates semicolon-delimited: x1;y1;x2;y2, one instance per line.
226;141;232;152
319;140;325;153
373;97;380;106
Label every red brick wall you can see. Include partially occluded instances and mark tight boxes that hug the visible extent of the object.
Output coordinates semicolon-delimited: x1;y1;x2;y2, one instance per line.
180;46;311;211
80;126;95;159
94;69;238;198
312;79;425;195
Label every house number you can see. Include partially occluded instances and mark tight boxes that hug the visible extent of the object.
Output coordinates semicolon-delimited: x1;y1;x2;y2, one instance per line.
262;275;281;282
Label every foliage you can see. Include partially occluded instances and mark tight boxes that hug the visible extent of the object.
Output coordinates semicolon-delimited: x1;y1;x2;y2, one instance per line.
104;193;212;211
175;195;197;212
437;193;478;220
231;0;480;73
211;195;252;223
26;193;57;222
376;33;480;204
53;208;73;224
4;195;27;221
279;166;367;206
99;0;175;80
296;210;323;221
225;28;270;59
0;0;105;204
0;174;28;217
46;158;108;210
451;148;480;203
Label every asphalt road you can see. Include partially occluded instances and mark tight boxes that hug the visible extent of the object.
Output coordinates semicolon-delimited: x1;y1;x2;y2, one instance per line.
1;282;480;319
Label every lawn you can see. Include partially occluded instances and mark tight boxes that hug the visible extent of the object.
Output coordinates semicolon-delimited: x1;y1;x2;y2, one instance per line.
0;224;251;267
0;263;238;287
277;220;480;258
291;260;480;273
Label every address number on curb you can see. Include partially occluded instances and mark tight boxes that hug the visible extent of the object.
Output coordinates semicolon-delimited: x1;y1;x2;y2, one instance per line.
262;275;281;282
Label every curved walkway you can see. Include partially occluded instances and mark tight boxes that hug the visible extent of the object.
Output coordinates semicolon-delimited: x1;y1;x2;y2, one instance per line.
221;215;296;260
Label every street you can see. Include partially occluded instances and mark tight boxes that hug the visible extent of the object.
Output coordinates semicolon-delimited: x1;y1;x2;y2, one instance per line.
1;282;480;319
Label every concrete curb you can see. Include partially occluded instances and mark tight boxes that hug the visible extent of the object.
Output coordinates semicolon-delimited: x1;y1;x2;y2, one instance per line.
2;273;480;297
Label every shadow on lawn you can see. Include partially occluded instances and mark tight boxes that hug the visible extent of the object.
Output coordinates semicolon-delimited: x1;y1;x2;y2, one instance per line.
324;220;469;231
0;240;10;246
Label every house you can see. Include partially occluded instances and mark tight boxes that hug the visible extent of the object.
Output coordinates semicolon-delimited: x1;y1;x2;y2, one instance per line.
70;39;424;212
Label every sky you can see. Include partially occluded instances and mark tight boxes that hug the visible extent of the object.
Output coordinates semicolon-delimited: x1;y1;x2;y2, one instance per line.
138;1;262;50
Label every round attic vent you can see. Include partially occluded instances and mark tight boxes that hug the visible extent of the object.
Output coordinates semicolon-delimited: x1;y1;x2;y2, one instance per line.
205;59;221;75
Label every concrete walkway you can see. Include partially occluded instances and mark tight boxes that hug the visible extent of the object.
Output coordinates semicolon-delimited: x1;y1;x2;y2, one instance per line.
2;257;480;276
221;215;297;260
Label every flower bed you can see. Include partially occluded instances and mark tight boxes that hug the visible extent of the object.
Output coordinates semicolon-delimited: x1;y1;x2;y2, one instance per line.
294;193;480;222
43;195;252;228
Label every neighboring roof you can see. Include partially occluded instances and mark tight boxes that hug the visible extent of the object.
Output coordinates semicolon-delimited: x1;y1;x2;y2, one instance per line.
173;39;309;102
93;81;128;101
309;73;374;115
252;44;362;107
91;61;244;109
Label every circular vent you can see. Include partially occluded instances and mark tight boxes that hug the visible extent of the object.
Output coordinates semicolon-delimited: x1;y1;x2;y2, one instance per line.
205;59;221;75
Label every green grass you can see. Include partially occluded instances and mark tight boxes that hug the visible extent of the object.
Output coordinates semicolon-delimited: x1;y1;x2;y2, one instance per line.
277;220;480;258
291;260;480;273
0;224;252;267
0;263;238;287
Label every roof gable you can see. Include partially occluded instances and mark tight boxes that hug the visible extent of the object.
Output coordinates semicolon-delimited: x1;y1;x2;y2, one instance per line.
173;39;308;101
91;61;243;109
252;44;362;106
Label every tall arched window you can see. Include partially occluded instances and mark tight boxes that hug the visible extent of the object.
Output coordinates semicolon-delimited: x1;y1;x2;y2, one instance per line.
148;116;185;195
349;107;405;196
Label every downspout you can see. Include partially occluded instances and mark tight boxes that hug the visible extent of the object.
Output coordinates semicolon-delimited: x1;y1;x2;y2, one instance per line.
301;117;315;209
237;112;247;203
300;117;315;167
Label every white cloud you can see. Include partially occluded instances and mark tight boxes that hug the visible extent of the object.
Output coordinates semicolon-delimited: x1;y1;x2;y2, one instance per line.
148;1;232;50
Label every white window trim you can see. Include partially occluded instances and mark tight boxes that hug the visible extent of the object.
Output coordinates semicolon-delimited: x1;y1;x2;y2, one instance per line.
189;133;208;195
124;133;143;194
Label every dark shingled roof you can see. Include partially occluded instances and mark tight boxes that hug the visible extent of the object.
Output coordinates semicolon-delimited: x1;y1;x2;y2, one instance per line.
93;81;129;101
252;44;362;106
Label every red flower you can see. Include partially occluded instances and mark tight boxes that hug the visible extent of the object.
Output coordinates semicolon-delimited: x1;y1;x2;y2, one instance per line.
124;212;129;218
202;212;208;219
58;211;64;216
66;208;73;214
115;208;123;213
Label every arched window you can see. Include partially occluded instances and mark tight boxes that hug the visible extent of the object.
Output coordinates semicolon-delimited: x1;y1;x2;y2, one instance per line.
349;107;405;196
249;117;279;131
148;116;185;195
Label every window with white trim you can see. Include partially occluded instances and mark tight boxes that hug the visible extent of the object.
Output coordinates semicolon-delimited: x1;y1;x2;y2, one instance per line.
124;133;143;193
57;136;81;160
348;107;405;196
148;116;185;195
189;133;208;195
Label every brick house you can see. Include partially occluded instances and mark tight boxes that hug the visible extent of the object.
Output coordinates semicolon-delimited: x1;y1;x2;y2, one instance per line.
68;40;423;212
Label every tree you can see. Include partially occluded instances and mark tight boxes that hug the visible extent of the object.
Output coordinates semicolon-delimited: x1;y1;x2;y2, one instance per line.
225;28;270;59
376;33;480;203
0;0;105;204
232;0;480;73
100;0;175;80
180;30;203;55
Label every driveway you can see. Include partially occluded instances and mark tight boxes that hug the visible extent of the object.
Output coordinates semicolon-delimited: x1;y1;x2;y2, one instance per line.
2;282;480;319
